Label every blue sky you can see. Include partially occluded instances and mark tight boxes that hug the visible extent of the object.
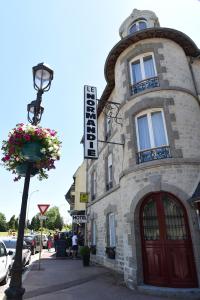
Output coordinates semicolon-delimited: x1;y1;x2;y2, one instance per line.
1;0;200;224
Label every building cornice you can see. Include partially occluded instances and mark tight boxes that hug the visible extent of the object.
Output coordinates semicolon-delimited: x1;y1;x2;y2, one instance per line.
98;27;200;116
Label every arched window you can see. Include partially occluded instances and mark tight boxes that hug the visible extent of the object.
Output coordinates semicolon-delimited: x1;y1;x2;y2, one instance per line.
129;20;147;34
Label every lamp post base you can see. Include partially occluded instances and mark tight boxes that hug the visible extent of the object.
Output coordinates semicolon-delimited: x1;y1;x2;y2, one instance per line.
4;286;25;300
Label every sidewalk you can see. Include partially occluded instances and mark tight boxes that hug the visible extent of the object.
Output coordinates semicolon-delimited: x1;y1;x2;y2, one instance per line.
2;250;198;300
21;250;169;300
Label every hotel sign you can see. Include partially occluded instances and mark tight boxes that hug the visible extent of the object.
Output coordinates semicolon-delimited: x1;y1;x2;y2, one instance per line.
84;85;98;159
72;215;87;224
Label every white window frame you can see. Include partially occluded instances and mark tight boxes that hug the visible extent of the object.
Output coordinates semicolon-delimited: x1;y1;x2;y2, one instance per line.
129;20;147;34
135;108;169;152
105;116;111;139
107;153;113;184
92;220;96;245
108;213;116;247
129;52;157;85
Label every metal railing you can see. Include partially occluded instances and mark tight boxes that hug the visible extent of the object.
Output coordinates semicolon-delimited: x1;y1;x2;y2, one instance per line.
131;76;160;95
137;146;171;164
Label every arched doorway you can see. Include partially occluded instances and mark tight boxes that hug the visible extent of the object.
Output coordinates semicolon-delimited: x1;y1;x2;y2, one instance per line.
140;192;198;287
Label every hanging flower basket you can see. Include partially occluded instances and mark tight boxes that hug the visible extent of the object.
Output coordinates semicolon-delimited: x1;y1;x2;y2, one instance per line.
16;162;39;177
1;123;61;181
21;141;44;162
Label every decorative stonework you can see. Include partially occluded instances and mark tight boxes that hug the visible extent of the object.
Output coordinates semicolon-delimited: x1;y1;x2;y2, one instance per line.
120;42;168;101
124;96;182;168
119;9;160;39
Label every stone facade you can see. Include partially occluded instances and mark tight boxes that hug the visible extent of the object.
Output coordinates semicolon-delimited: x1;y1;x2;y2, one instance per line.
86;9;200;291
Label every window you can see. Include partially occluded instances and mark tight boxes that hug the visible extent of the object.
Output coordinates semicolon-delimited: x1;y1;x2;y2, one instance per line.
91;220;96;245
105;116;111;140
129;20;147;34
106;153;113;190
91;170;97;200
107;213;116;247
135;109;171;163
130;53;159;94
0;242;6;257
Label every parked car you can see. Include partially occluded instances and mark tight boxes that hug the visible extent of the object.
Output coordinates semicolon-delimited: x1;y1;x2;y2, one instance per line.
2;238;31;267
0;239;13;285
41;234;48;249
24;234;41;255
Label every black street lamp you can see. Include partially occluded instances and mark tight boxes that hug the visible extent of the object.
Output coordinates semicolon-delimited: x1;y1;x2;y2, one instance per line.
5;63;53;300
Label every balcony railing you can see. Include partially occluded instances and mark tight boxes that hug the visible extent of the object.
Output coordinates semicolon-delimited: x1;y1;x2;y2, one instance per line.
131;76;159;95
137;146;171;164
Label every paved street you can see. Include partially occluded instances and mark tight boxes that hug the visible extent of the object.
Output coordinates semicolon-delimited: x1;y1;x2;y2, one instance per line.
0;249;178;300
1;250;199;300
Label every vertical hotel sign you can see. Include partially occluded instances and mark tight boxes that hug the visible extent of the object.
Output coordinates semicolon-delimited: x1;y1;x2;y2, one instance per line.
84;85;98;159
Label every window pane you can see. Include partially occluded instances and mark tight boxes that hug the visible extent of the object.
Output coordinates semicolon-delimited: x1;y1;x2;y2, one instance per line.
137;115;151;150
139;21;147;30
131;60;142;83
143;56;155;78
143;198;160;240
151;111;167;147
109;214;116;247
129;23;137;34
163;195;188;240
92;221;96;245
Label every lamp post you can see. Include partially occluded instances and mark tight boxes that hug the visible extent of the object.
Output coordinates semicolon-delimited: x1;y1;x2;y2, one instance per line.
5;63;53;300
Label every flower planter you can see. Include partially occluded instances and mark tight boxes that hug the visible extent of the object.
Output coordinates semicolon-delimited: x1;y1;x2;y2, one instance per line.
16;162;39;177
2;123;61;181
21;141;43;162
82;254;90;266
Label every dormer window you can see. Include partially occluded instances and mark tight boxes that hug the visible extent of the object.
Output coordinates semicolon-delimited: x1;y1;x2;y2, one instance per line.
129;19;147;34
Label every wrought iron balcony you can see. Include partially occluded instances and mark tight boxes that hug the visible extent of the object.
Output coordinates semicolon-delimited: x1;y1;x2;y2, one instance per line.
131;76;160;95
137;146;171;164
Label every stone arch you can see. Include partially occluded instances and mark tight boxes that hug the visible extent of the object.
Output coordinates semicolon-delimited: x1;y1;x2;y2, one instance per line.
126;183;200;286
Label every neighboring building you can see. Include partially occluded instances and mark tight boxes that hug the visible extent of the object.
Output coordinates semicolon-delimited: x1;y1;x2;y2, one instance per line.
65;160;87;236
86;8;200;290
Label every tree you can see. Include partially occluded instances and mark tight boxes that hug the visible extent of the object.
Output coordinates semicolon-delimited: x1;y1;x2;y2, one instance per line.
30;215;40;231
15;218;19;231
54;214;64;231
0;212;7;231
7;215;16;230
46;206;63;230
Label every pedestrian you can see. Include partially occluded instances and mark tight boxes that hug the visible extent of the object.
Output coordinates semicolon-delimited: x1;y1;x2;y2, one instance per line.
72;232;78;259
56;232;67;257
53;231;59;251
47;233;53;252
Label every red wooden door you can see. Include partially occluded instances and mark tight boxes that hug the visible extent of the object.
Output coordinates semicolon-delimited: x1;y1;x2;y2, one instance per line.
140;192;198;287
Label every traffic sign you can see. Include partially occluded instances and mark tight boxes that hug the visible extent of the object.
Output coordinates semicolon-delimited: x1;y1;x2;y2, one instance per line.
37;204;50;215
39;215;47;220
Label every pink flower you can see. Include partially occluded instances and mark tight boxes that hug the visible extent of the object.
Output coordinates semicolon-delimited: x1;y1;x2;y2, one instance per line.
24;134;31;141
4;155;10;161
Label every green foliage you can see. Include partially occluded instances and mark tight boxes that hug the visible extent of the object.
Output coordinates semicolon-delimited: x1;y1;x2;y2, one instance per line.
7;215;16;230
63;224;72;231
45;206;63;231
79;246;90;256
30;215;40;231
0;212;7;231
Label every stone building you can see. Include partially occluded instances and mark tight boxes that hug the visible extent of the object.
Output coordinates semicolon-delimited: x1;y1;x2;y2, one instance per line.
86;8;200;290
